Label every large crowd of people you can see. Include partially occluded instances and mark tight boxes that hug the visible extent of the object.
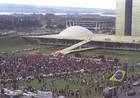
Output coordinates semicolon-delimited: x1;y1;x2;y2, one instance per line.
0;53;119;90
0;53;120;81
0;54;116;78
0;53;140;98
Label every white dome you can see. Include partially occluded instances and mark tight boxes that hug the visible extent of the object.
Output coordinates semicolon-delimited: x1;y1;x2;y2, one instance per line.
59;26;93;37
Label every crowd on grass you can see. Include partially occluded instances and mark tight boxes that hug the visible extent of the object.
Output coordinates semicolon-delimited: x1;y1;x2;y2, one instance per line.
0;53;139;97
0;53;120;80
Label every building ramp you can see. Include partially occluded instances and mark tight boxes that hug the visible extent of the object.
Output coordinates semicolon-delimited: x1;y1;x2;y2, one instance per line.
69;47;98;53
58;39;92;54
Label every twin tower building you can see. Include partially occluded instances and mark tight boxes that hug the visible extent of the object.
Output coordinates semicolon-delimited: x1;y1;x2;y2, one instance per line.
116;0;140;36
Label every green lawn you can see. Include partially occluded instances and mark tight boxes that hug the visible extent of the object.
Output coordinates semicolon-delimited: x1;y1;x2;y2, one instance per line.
27;66;140;98
0;36;63;54
1;36;140;98
80;49;140;62
28;74;104;97
1;36;140;62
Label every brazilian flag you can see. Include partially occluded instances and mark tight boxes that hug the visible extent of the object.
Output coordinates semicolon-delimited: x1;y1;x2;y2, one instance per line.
109;70;126;82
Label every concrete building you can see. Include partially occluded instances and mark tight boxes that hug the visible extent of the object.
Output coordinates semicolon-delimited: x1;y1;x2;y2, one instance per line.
116;0;140;36
66;20;114;34
132;0;140;36
116;0;132;36
23;0;140;54
24;26;140;54
116;0;126;35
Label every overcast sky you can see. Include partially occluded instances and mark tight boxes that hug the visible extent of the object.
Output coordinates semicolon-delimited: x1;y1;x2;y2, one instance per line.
0;0;116;9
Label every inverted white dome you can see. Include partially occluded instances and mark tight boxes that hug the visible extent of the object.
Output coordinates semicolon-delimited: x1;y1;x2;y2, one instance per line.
59;26;93;37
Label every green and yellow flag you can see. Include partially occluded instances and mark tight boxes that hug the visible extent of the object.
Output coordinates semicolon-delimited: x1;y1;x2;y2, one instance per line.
109;70;126;82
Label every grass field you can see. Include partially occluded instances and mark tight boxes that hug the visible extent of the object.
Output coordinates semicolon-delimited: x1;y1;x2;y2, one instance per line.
27;66;140;98
0;36;62;54
1;36;140;98
1;36;140;62
27;73;105;97
80;49;140;62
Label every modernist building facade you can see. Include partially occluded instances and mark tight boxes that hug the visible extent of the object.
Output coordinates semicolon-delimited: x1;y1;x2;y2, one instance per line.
132;0;140;36
24;26;140;54
116;0;140;36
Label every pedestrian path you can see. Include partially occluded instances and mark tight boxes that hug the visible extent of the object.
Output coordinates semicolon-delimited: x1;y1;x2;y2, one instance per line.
58;39;92;54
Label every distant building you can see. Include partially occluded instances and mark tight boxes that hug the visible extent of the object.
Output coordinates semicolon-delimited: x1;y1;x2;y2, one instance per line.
116;0;140;36
24;26;140;54
23;1;140;54
66;20;114;34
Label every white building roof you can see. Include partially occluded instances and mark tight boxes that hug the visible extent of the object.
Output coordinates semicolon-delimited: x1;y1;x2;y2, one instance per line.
58;26;93;37
24;26;140;44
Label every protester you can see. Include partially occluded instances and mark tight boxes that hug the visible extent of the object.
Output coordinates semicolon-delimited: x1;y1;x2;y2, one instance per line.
0;53;138;98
